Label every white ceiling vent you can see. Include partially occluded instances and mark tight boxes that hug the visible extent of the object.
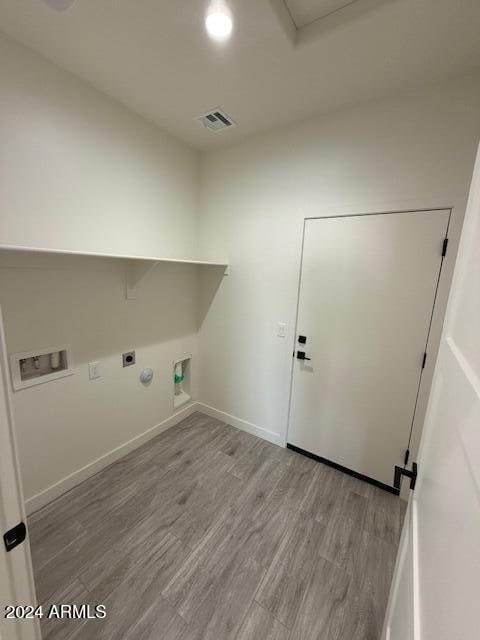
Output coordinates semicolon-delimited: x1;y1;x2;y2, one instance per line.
41;0;78;11
199;109;236;133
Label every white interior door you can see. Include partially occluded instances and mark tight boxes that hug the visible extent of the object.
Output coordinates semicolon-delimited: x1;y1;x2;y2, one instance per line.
288;210;449;488
383;147;480;639
0;306;40;640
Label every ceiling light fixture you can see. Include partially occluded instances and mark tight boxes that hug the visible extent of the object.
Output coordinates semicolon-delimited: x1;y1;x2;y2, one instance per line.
205;1;233;42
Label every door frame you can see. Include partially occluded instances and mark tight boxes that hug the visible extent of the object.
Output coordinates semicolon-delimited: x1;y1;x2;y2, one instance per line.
382;144;480;640
286;207;454;493
0;304;41;640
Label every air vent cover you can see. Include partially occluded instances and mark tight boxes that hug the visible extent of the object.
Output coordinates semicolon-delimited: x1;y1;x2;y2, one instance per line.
42;0;77;11
199;109;236;132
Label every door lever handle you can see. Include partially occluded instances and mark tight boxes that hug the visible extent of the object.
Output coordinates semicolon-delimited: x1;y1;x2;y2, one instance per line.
296;351;311;361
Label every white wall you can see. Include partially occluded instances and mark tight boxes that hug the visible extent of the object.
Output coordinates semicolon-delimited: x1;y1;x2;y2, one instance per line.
0;33;204;512
0;32;199;259
198;73;480;457
3;29;480;508
0;252;203;511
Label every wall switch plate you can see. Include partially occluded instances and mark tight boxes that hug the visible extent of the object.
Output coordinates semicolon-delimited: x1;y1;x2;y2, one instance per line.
122;351;135;367
277;322;288;338
88;361;101;380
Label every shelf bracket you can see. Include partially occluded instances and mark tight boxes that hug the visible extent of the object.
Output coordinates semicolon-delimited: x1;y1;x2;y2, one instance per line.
126;259;229;299
125;261;157;300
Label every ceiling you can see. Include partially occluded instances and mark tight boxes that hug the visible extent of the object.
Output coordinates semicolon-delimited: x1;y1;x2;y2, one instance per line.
284;0;362;28
0;0;479;150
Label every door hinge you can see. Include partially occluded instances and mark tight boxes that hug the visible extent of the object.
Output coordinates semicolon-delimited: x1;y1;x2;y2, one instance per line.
3;522;27;552
394;462;418;491
442;238;449;257
422;352;427;369
404;449;410;466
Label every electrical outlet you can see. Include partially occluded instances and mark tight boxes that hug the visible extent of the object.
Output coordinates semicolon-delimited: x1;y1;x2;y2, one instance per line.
122;351;135;367
89;361;101;380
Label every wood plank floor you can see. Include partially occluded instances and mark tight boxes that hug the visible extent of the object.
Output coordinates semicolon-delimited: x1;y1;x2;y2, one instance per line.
28;412;405;640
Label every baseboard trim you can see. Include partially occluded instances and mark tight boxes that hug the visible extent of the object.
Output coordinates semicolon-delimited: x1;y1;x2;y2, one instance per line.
195;402;284;446
25;403;198;514
286;443;400;495
26;402;285;514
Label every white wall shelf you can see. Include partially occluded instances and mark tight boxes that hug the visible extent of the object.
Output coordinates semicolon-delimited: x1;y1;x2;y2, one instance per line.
0;244;229;299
